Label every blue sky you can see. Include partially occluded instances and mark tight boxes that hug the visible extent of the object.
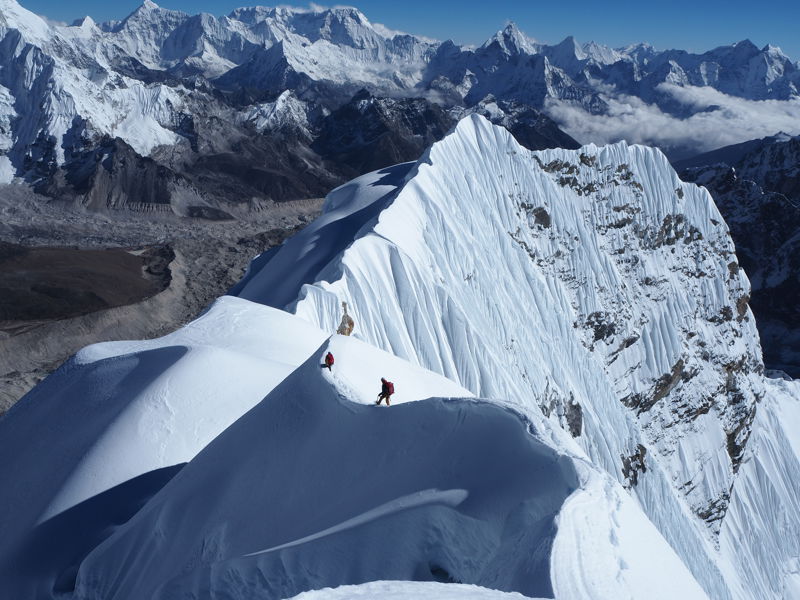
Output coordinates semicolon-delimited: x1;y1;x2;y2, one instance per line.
20;0;800;59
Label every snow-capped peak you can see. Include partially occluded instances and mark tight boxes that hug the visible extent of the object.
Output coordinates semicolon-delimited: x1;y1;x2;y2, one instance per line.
70;15;96;28
481;21;539;56
762;43;789;58
582;40;624;65
762;131;798;143
234;113;775;596
113;0;187;32
548;35;586;61
734;38;758;50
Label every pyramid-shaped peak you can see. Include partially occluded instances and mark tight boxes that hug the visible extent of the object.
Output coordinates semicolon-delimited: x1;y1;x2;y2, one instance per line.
548;35;587;61
733;39;759;52
553;35;580;50
482;21;538;55
71;15;97;28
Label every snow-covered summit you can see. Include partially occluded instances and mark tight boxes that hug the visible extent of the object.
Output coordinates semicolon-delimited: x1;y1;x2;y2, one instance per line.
480;22;540;56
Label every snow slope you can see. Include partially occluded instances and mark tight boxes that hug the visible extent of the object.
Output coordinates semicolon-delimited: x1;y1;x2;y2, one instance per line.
72;345;574;600
0;296;327;591
552;465;710;600
720;377;800;599
68;334;709;600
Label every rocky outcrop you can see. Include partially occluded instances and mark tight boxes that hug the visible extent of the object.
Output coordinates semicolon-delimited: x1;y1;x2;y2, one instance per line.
336;301;355;336
312;90;454;178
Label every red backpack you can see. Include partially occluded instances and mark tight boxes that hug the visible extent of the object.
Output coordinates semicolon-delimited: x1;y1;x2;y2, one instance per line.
387;381;394;395
325;352;334;366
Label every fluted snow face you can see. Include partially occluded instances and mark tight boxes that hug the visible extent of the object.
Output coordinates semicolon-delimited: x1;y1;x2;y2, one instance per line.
238;114;769;597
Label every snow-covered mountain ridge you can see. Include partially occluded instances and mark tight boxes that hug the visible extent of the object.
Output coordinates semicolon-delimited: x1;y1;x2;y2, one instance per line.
233;114;800;598
2;115;798;599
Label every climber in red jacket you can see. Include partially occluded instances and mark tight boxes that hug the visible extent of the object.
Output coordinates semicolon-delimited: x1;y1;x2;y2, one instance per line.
322;351;334;371
376;377;394;405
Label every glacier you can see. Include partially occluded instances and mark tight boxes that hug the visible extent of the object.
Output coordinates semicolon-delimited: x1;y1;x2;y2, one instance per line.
0;114;798;600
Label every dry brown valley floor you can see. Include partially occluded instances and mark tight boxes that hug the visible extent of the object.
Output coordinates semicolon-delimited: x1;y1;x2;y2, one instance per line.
0;184;322;413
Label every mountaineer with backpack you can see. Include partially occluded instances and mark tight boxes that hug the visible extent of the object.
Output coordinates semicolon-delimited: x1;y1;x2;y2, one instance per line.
322;352;334;371
376;377;394;405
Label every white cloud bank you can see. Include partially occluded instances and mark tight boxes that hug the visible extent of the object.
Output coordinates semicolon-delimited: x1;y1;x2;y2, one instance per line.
546;83;800;156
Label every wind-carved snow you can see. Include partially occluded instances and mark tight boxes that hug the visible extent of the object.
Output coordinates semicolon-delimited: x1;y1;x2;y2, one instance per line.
244;489;470;557
236;114;776;598
719;377;800;599
0;296;328;551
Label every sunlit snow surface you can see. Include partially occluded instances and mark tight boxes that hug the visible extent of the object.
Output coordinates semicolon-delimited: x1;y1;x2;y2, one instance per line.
0;115;798;600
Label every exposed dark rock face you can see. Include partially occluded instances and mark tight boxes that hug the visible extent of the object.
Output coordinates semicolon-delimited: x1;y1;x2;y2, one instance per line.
42;135;178;211
621;444;647;488
313;90;454;177
622;359;689;415
469;98;580;151
564;395;583;438
33;89;580;220
678;136;800;377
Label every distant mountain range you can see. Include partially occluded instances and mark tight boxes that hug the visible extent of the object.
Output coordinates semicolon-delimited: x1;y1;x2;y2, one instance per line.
0;0;798;212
